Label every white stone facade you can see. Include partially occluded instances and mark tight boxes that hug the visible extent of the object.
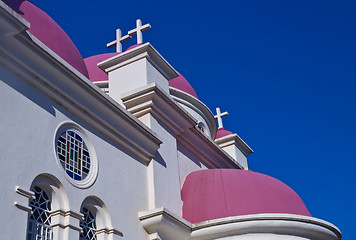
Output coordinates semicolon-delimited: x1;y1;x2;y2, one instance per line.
0;1;341;240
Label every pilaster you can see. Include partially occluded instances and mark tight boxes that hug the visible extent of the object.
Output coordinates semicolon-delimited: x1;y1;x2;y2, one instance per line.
122;83;196;216
214;133;253;170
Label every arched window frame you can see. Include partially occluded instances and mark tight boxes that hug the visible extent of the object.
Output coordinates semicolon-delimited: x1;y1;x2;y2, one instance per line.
14;174;79;240
80;196;122;240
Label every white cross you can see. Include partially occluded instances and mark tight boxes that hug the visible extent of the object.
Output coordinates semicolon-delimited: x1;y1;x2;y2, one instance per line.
128;19;151;44
107;28;131;53
214;107;228;129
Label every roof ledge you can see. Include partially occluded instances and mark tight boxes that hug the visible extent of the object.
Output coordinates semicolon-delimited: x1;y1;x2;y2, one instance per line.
139;209;341;240
215;133;253;157
122;83;197;137
0;0;30;39
98;42;178;80
170;87;217;140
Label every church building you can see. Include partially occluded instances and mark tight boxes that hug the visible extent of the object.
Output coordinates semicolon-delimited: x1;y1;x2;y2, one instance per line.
0;1;341;239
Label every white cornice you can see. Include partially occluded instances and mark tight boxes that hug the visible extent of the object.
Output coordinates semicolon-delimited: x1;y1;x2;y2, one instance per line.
139;208;342;240
215;133;253;157
169;87;217;140
122;83;241;168
0;1;30;40
0;6;162;163
98;42;178;80
139;208;191;240
122;83;197;136
191;213;341;240
178;128;242;169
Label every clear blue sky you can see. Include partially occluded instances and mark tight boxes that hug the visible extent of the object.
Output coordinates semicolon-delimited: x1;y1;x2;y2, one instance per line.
32;0;355;239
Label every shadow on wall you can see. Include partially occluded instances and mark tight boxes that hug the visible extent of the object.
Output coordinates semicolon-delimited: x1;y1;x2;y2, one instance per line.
0;66;56;117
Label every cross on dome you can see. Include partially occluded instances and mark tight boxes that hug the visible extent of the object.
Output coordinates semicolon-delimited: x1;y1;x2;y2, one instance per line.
214;107;228;129
107;28;131;53
128;19;151;44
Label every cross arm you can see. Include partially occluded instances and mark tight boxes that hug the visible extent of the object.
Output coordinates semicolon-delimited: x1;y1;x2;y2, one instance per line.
107;40;116;48
214;112;228;118
128;23;151;36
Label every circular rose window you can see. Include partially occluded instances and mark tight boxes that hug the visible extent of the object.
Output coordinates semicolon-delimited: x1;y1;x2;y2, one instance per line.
55;125;97;188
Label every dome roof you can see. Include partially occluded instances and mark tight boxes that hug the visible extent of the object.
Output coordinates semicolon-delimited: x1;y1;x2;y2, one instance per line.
169;74;198;99
181;169;311;224
84;53;119;82
215;127;233;139
4;0;88;78
126;43;143;51
84;45;144;82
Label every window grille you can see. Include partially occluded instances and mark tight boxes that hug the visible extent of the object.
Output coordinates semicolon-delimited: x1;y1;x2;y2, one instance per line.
27;186;52;240
80;207;97;240
57;130;91;181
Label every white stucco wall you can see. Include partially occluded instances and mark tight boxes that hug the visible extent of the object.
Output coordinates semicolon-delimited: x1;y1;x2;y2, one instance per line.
136;112;184;216
176;143;209;187
0;64;151;240
222;145;248;170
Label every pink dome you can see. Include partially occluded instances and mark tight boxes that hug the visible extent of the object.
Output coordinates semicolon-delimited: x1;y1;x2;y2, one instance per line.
215;127;233;139
84;44;144;82
169;74;198;99
4;0;88;77
126;43;143;51
181;169;311;224
84;53;119;82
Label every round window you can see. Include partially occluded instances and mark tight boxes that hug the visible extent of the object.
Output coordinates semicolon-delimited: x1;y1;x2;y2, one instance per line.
55;124;97;188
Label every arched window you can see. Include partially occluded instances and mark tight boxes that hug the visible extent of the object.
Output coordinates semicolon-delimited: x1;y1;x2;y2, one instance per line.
80;207;97;240
27;186;53;240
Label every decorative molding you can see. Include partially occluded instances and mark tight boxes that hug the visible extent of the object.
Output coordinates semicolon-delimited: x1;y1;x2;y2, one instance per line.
98;43;178;81
122;83;197;137
0;0;30;40
215;133;253;157
15;186;34;200
139;208;191;240
178;128;242;169
122;83;240;168
14;202;32;213
51;209;83;220
139;208;342;240
51;223;81;232
50;210;123;236
191;213;341;233
190;213;342;240
96;227;123;237
0;25;162;163
148;233;162;240
169;87;217;140
48;209;82;232
93;80;109;93
14;186;34;212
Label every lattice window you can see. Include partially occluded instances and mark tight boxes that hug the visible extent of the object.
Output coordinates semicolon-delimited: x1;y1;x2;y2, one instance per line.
27;186;53;240
80;208;97;240
57;130;91;181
